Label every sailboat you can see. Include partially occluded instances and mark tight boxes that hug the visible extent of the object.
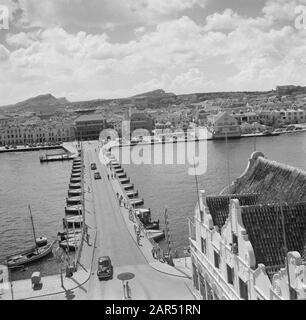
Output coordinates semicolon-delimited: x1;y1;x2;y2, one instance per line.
6;205;55;268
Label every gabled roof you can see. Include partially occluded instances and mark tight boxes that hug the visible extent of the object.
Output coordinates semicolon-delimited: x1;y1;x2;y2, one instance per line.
208;151;306;277
229;152;306;204
206;194;258;231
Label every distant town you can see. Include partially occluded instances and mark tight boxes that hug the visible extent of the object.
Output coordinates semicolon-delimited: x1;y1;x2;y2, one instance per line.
1;85;306;147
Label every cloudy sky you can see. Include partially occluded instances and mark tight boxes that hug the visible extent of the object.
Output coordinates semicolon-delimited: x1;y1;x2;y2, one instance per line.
1;0;306;105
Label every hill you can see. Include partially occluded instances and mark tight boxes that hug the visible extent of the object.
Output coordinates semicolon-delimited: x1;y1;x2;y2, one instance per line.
1;94;70;114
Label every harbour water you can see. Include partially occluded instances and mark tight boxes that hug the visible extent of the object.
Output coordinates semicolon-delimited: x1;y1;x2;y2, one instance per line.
1;132;306;278
0;149;72;280
119;132;306;255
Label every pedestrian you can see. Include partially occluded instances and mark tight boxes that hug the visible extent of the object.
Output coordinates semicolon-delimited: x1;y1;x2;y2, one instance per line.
126;281;131;299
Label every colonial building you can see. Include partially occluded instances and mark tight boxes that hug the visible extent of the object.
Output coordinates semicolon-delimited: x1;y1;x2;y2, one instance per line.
0;123;75;146
189;151;306;300
207;111;241;139
75;114;107;141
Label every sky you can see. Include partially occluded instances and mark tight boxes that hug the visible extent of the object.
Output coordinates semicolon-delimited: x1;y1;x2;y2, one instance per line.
1;0;306;105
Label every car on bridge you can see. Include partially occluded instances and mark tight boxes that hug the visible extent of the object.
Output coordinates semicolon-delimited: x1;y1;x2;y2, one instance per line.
94;172;101;180
91;163;97;170
97;256;113;280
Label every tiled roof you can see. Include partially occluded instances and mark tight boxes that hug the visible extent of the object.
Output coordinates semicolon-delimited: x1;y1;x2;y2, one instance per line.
229;154;306;204
211;152;306;277
241;202;306;278
206;194;258;231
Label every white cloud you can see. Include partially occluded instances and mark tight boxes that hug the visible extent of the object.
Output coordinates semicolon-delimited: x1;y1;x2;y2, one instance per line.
2;1;306;104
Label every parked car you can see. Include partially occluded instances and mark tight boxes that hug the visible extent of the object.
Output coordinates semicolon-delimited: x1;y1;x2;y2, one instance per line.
91;163;97;170
97;256;113;280
94;172;101;180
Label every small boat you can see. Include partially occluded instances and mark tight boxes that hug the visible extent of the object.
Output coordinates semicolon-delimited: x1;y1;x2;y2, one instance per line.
73;159;81;164
71;172;81;178
69;183;81;189
123;184;134;191
70;177;81;183
57;230;82;241
135;208;160;230
66;196;82;205
130;198;144;206
6;205;55;268
65;205;83;215
71;169;81;174
117;172;127;178
119;177;130;184
59;239;80;251
126;190;139;198
114;168;124;173
63;216;83;228
72;166;81;171
68;189;82;196
146;230;165;242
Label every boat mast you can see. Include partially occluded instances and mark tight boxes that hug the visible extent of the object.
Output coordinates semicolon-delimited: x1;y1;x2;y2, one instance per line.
28;204;39;254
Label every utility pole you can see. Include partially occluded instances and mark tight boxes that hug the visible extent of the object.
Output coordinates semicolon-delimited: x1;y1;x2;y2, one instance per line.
164;208;174;266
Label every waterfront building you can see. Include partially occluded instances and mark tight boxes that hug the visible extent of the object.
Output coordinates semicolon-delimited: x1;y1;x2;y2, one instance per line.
279;109;305;124
75;114;107;141
232;112;259;125
0;123;75;146
189;151;306;300
207;111;241;139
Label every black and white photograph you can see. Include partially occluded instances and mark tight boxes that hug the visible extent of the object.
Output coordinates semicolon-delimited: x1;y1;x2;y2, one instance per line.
1;0;306;304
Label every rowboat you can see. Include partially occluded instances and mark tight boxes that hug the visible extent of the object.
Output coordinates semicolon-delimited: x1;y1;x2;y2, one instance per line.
65;205;83;215
119;177;130;184
117;173;127;178
70;177;81;183
66;196;82;205
71;172;81;178
130;198;144;207
63;216;83;228
69;183;81;189
123;184;134;190
126;190;138;198
68;189;82;196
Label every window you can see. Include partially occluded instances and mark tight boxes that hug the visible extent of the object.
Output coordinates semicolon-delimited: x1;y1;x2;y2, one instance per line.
239;278;248;300
232;233;238;254
201;237;206;254
227;265;234;285
214;251;220;269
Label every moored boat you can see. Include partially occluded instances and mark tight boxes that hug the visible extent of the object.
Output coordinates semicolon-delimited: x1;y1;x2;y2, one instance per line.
126;190;139;198
68;189;82;196
63;216;83;228
65;205;83;215
123;183;134;190
69;183;81;189
70;177;81;183
117;172;127;178
6;205;55;268
119;177;130;184
66;196;82;205
130;198;144;206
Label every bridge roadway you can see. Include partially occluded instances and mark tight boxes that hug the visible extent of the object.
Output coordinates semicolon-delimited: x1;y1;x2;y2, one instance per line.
76;141;194;300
